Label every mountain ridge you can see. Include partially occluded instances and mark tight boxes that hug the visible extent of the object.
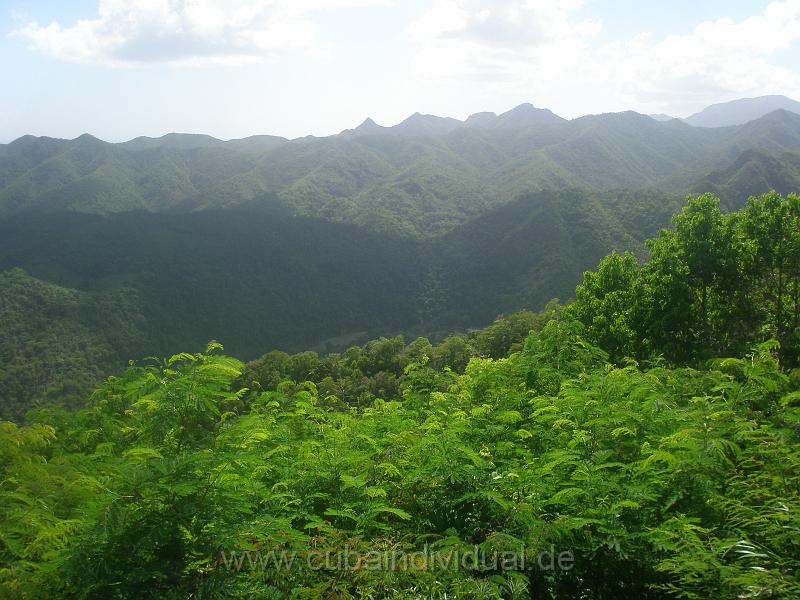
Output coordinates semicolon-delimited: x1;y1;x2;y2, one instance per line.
8;95;800;148
3;108;800;237
683;94;800;127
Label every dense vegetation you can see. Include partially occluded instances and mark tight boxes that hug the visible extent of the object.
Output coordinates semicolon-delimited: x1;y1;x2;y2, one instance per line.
0;192;797;598
0;188;681;421
0;269;152;419
569;192;800;366
3;105;800;420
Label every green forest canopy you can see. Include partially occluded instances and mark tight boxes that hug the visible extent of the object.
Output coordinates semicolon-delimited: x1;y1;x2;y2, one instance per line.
4;106;800;423
0;187;683;422
0;192;798;598
4;109;800;237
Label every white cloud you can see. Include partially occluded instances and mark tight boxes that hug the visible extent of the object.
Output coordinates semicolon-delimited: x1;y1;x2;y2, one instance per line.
408;0;800;115
408;0;600;88
12;0;389;66
599;2;800;114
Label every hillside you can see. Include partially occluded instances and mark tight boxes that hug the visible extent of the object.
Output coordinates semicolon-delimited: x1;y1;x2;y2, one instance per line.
695;148;800;206
0;186;686;420
3;108;800;237
0;269;150;419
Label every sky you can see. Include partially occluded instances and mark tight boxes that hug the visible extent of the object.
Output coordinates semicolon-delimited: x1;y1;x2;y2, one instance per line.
1;0;800;142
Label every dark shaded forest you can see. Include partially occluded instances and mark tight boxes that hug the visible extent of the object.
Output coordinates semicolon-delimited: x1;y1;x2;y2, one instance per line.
0;188;682;420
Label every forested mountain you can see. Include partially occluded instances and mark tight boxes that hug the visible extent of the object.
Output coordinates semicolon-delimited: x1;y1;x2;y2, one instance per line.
3;101;800;419
697;148;800;204
0;187;682;420
647;113;675;122
0;192;798;599
3;105;800;236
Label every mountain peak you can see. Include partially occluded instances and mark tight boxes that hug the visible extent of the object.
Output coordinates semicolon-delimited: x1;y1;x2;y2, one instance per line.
734;108;800;136
74;133;103;143
397;112;434;126
121;132;226;150
493;103;565;128
339;117;387;137
508;102;536;112
753;107;800;123
648;113;675;122
684;95;800;128
392;112;462;136
8;134;39;146
355;117;384;132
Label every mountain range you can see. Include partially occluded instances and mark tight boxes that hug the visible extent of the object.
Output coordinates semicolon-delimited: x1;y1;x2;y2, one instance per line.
342;95;800;136
3;97;800;238
2;95;800;418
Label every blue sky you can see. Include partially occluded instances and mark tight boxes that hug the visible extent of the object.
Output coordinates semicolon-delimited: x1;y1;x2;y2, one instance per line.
2;0;799;142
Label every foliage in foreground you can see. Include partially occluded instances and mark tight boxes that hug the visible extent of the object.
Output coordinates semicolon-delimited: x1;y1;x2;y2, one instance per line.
0;327;798;599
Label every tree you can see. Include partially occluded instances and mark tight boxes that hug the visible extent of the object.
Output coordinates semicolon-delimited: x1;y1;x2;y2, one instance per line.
569;251;639;360
738;191;800;361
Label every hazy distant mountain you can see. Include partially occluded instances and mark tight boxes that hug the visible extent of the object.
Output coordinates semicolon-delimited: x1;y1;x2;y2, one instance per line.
121;132;288;153
694;147;800;206
344;103;564;137
122;133;227;151
464;112;497;127
352;117;388;135
463;103;565;129
723;110;800;156
391;112;463;136
648;113;675;122
683;95;800;127
222;135;289;153
490;103;566;128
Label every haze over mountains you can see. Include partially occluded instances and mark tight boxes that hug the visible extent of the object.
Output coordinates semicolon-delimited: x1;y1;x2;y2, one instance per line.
2;94;800;418
682;94;800;127
343;102;566;137
343;94;800;136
